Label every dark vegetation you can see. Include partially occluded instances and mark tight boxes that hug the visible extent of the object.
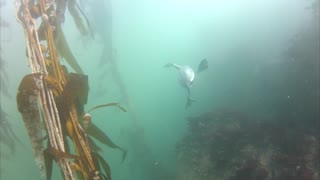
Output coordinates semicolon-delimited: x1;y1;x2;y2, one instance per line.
176;109;319;180
0;5;21;158
14;0;127;179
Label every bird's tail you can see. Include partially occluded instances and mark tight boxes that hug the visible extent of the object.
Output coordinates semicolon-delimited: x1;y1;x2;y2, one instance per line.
185;95;196;109
196;59;208;74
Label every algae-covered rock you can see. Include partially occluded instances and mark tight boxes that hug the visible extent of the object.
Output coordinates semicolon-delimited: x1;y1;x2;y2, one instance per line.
176;109;320;180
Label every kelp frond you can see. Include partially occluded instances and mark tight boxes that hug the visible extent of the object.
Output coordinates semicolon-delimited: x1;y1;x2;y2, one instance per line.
17;73;45;173
87;123;127;162
55;26;85;74
0;49;11;98
88;103;127;113
84;102;127;162
15;0;122;179
0;107;23;155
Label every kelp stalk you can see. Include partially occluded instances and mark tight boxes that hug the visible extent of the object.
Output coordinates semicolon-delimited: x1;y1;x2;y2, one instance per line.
15;0;74;178
15;0;122;179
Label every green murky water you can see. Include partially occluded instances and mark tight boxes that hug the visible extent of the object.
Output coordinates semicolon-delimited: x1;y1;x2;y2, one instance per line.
1;0;319;179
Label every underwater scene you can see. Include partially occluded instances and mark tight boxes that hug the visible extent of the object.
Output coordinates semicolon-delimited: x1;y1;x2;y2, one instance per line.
0;0;319;179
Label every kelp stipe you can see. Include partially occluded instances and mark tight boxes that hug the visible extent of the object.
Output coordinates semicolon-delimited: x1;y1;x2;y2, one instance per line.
15;0;123;179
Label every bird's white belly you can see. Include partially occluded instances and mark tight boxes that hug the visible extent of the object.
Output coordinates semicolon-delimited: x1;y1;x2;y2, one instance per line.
179;66;195;85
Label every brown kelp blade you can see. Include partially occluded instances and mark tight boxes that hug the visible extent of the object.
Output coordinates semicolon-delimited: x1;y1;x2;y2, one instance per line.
102;174;109;180
87;103;127;113
87;123;127;162
88;136;102;152
73;0;94;38
59;73;89;118
92;151;111;180
67;0;87;35
55;26;84;74
44;147;80;180
16;73;45;174
44;148;53;180
90;152;106;180
65;73;89;106
87;123;119;149
45;146;80;161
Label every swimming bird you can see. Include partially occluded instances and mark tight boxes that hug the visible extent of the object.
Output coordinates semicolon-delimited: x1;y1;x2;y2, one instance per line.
164;59;208;109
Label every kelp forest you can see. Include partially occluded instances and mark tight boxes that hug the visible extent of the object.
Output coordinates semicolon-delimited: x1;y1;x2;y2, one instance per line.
3;0;126;179
0;0;319;180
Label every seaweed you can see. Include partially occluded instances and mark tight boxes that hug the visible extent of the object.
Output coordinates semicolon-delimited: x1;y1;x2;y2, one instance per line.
15;0;126;179
55;26;85;74
44;146;80;180
87;103;127;113
88;136;102;152
67;0;92;37
55;71;127;178
0;29;22;160
58;72;89;118
92;151;112;180
84;102;127;159
87;122;127;162
0;108;22;154
0;49;10;97
16;73;45;174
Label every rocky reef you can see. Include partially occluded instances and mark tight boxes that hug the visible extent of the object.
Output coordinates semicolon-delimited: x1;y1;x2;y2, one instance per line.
175;109;320;180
